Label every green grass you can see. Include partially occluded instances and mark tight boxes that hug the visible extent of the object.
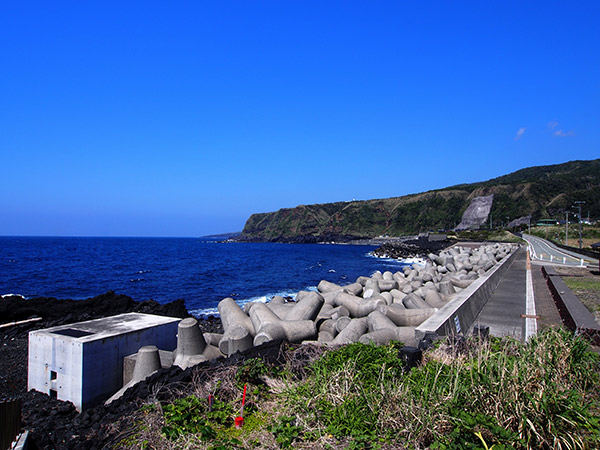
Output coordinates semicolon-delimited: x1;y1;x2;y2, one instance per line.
448;230;524;243
563;276;600;317
286;331;600;449
284;342;407;445
116;329;600;450
563;278;600;292
529;225;600;249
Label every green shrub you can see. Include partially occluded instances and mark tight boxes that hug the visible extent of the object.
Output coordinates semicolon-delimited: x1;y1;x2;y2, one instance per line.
124;329;599;449
285;341;406;444
162;395;217;440
283;330;600;449
431;408;521;450
161;395;237;440
267;415;302;448
307;341;405;385
408;329;600;449
236;357;280;386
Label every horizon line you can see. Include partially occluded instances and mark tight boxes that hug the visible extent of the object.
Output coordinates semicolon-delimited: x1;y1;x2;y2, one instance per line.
0;233;242;239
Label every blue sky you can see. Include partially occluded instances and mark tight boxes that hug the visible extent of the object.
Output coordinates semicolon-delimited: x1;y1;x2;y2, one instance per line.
2;1;598;237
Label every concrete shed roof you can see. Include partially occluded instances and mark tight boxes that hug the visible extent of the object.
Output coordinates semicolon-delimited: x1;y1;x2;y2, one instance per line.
30;313;180;343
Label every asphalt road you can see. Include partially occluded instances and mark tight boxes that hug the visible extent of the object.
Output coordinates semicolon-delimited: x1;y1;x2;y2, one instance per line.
522;233;596;267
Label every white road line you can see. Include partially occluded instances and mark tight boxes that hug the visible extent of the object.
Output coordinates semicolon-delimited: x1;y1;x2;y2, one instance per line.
525;251;537;340
524;235;591;266
538;242;577;261
527;243;537;259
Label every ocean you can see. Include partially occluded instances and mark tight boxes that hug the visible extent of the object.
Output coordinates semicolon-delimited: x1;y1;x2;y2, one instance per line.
0;236;408;317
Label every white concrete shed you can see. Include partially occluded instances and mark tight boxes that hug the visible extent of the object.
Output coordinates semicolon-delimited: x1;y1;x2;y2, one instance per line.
28;313;180;411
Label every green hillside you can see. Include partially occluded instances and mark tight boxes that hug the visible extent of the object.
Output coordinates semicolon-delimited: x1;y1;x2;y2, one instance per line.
238;159;600;242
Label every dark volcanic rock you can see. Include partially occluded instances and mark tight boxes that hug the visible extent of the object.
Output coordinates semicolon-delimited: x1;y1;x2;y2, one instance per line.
18;339;288;449
235;233;368;244
0;291;260;449
371;237;451;260
0;291;189;325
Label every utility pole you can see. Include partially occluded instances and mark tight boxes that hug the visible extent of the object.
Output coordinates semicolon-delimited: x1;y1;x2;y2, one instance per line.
574;201;585;249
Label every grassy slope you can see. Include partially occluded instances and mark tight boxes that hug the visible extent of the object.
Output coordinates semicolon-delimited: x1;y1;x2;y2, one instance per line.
116;329;600;450
529;224;600;249
554;265;600;328
240;159;600;240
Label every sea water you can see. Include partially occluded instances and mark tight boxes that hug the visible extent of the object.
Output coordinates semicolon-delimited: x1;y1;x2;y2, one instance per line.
0;236;408;317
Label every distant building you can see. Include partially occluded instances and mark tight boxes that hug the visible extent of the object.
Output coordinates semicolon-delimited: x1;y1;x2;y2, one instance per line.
536;219;559;226
428;233;447;242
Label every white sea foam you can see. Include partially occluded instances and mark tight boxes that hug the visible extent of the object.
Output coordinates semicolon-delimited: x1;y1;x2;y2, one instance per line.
401;257;427;266
366;251;422;268
1;293;26;299
190;306;220;318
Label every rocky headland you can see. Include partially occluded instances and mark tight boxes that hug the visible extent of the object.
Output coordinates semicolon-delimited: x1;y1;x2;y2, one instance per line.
235;159;600;243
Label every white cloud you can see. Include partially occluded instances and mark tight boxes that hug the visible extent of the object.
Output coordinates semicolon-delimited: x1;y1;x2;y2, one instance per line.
514;127;526;140
554;129;575;137
547;121;574;137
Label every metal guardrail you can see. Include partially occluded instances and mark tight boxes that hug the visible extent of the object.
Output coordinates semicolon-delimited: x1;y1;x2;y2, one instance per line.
0;399;21;450
530;251;588;266
524;234;595;267
549;240;600;261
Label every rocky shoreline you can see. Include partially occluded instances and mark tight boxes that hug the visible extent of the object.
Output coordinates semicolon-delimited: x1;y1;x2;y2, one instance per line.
232;232;368;244
2;238;481;450
370;237;452;259
0;292;227;449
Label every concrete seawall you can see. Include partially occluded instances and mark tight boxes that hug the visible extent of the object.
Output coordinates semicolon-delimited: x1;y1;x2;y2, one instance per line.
415;246;522;342
26;241;521;412
542;265;600;345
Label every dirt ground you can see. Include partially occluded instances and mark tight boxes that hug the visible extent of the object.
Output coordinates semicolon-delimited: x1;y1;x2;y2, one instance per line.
552;265;600;325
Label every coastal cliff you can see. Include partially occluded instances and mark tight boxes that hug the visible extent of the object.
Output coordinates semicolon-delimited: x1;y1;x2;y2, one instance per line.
237;159;600;242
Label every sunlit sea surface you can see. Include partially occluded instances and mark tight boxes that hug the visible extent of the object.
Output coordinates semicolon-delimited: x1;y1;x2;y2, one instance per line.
0;237;408;317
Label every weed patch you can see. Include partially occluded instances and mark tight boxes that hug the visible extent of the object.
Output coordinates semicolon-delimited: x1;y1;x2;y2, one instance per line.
116;330;600;449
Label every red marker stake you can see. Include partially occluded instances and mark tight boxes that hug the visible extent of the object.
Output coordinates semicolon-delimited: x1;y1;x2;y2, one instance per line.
235;384;247;428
